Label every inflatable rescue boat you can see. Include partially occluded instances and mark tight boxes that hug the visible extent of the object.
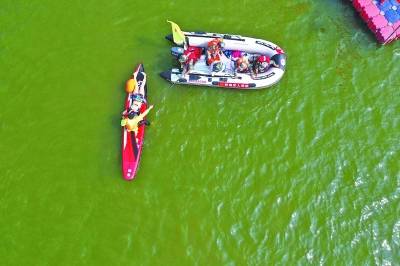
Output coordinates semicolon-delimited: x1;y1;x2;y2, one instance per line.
160;21;287;90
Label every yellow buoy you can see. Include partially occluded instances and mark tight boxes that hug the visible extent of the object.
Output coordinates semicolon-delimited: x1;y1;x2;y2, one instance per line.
125;78;137;93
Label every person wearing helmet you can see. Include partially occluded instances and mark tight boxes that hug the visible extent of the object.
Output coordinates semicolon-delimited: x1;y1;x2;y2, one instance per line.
253;55;278;76
179;46;203;75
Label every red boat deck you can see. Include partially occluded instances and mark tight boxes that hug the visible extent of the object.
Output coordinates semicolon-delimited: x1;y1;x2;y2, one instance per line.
351;0;400;44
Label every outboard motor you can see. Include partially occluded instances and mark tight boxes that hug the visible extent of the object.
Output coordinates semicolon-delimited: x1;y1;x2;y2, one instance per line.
171;47;185;59
271;53;287;71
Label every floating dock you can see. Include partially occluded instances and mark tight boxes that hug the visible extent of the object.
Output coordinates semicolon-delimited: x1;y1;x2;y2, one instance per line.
352;0;400;44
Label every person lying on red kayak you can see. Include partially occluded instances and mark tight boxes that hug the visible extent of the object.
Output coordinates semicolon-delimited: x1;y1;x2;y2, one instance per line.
179;46;203;75
253;55;278;76
121;105;154;133
206;38;225;65
121;75;153;133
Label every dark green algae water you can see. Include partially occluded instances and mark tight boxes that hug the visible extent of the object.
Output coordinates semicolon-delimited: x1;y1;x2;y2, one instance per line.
1;0;399;265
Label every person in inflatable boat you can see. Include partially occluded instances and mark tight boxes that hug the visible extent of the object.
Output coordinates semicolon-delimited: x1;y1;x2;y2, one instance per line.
179;46;203;75
235;53;250;73
206;38;225;65
253;55;278;75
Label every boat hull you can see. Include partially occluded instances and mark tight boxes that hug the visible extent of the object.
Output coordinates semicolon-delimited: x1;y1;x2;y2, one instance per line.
162;31;287;89
121;64;148;180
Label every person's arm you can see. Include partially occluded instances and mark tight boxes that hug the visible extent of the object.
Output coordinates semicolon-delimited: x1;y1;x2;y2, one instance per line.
137;105;154;121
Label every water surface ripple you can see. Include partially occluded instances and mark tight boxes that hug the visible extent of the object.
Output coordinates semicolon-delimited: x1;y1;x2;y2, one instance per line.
0;0;399;265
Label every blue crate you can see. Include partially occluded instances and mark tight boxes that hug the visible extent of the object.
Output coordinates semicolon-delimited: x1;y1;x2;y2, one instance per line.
378;0;394;11
390;0;400;7
385;9;400;22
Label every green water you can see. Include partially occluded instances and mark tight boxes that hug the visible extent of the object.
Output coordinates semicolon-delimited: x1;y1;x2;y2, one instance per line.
1;0;399;265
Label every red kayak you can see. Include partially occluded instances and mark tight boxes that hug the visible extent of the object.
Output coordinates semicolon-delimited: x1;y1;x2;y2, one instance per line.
121;64;149;180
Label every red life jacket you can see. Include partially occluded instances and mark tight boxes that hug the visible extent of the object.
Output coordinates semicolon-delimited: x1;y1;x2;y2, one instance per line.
207;53;220;65
183;46;202;63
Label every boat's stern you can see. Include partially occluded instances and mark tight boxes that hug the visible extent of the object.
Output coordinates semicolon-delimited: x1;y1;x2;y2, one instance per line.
165;34;174;43
160;70;172;82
